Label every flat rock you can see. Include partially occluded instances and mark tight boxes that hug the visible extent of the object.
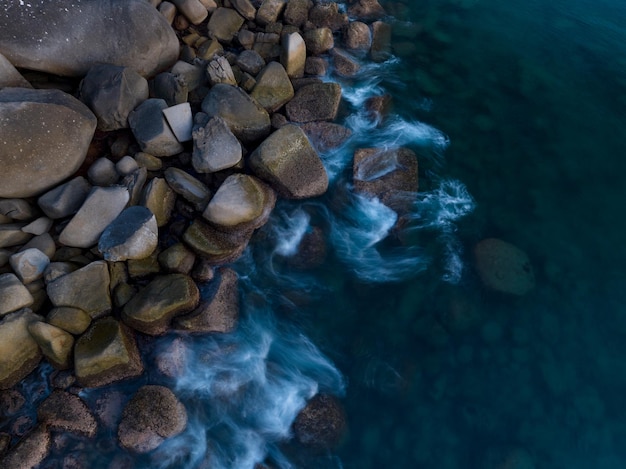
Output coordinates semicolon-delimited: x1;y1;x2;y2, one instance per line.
285;82;342;123
207;7;244;43
140;177;177;227
128;98;184;157
37;176;91;220
474;238;535;295
183;219;252;265
98;206;158;262
122;274;200;335
192;116;242;173
74;317;143;388
37;390;97;438
0;0;179;77
0;273;34;316
9;248;50;284
0;310;43;390
249;124;328;199
0;425;50;469
28;321;74;370
250;61;294;112
0;88;96;198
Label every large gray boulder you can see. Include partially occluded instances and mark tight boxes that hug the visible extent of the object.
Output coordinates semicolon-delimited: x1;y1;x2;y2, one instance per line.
0;88;96;198
0;0;179;77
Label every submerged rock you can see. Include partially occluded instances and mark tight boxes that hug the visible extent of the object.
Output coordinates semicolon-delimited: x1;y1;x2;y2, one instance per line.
474;238;535;296
38;390;97;438
0;425;50;469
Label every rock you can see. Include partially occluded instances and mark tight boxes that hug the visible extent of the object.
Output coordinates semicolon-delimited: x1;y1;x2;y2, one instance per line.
128;98;184;157
370;21;392;62
79;64;149;131
9;248;50;284
158;1;177;24
155;338;187;378
0;273;33;317
300;122;352;152
141;177;177;227
0;88;96;198
37;177;91;220
474;238;535;296
281;32;306;79
150;72;188;106
344;21;372;51
203;174;276;232
127;251;161;279
309;2;348;31
0;310;42;389
183;219;252;265
43;262;77;284
284;0;311;27
170;0;208;24
164;167;211;211
162;103;194;145
285;82;342;123
303;27;334;55
21;217;53;236
364;93;392;123
118;385;187;453
171;60;206;92
192;116;242;174
206;56;237;87
347;0;387;22
208;8;245;43
253;32;281;61
201;84;271;144
0;425;50;469
59;186;129;248
135;152;163;171
116;156;140;177
122;274;200;335
28;321;74;370
256;0;287;26
20;233;56;260
293;394;346;449
0;198;34;221
74;317;143;388
47;261;111;319
230;0;257;20
197;38;224;61
0;224;31;248
88;157;119;186
0;0;179;77
122;167;148;207
174;267;239;333
37;390;97;438
250;61;294;112
249;124;328;199
158;243;196;274
331;48;361;77
47;307;92;335
236;50;266;75
0;51;30;88
98;207;158;262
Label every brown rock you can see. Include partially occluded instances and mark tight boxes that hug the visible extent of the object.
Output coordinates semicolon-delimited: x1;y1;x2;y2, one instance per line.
250;61;294;112
28;321;74;370
286;82;342;123
300;122;352;152
370;21;392;62
256;0;287;26
284;0;312;27
0;425;50;469
347;0;387;22
208;8;245;43
330;48;361;77
293;394;346;449
309;2;348;31
344;21;372;50
37;390;97;438
302;27;334;55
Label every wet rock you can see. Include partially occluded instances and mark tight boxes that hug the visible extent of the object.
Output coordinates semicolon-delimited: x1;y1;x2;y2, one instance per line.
285;82;342;123
300;122;352;152
59;186;129;249
163;102;194;143
0;88;96;198
88;157;119;186
0;0;179;77
98;206;158;262
79;64;149;131
207;55;237;87
38;390;97;438
303;28;334;56
281;32;306;79
201;83;271;144
170;0;208;24
183;219;253;265
331;48;361;77
74;317;143;388
309;2;348;31
286;226;327;269
208;8;245;43
140;177;177;227
192;116;243;174
122;274;200;335
237;50;266;75
370;21;392;62
284;0;312;27
474;238;535;296
256;0;287;26
344;21;372;50
0;310;42;389
0;51;30;88
9;248;48;284
203;174;276;232
47;261;111;319
135;152;163;171
28;321;74;370
250;61;294;112
0;425;50;469
364;93;392;123
293;394;347;449
250;124;328;199
37;177;91;220
164;167;211;210
0;273;33;317
47;306;92;336
175;267;239;333
118;385;187;453
158;243;196;274
128;98;184;157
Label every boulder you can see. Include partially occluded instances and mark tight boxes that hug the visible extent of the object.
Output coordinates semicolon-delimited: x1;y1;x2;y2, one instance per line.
140;177;177;227
370;21;392;62
284;0;312;28
230;0;257;21
0;0;179;77
9;248;50;284
183;219;252;265
344;21;372;51
347;0;387;22
206;56;237;86
74;317;143;388
280;32;306;79
170;0;208;25
122;274;200;335
303;27;334;56
249;124;328;199
0;224;31;248
0;51;30;88
0;310;42;389
192;116;243;173
309;2;348;31
285;82;342;123
250;61;294;112
37;390;97;438
293;394;347;448
474;239;535;296
171;60;206;92
207;8;244;43
98;206;158;262
255;0;287;26
253;32;281;61
0;273;34;317
0;198;35;221
305;56;328;76
87;157;119;186
300;122;353;152
20;233;56;260
118;385;187;453
0;88;96;198
47;306;92;336
236;50;266;75
79;64;149;131
0;425;50;469
128;99;184;157
158;243;196;275
21;217;53;236
150;72;188;106
201;84;271;144
330;48;361;77
164;167;211;211
37;176;91;220
28;321;74;370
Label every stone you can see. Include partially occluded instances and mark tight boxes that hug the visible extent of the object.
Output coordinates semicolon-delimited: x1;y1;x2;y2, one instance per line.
303;27;334;55
171;60;206;92
230;0;257;20
88;157;119;186
281;32;306;78
331;48;361;77
122;167;148;207
284;0;311;27
20;233;56;260
250;61;294;112
256;0;287;26
0;199;34;221
134;152;163;171
9;248;50;284
38;390;97;438
0;88;96;198
141;177;177;227
309;2;348;31
201;84;271;144
300;122;352;152
28;321;74;370
197;38;224;61
344;21;372;51
183;219;253;265
0;273;33;317
43;262;77;284
292;394;346;449
285;82;342;123
79;64;149;131
47;261;111;319
151;72;188;106
208;8;245;43
0;0;179;77
118;385;187;453
158;243;196;274
161;103;192;146
206;56;237;86
203;174;276;232
250;124;328;199
0;51;30;88
0;310;42;389
128;99;184;157
364;93;392;123
59;186;129;248
174;267;239;333
474;238;535;295
98;206;158;262
155;338;187;378
0;425;50;469
116;156;140;177
305;56;328;76
74;317;143;388
0;224;30;248
347;0;387;22
21;217;53;236
253;32;281;61
164;167;211;210
122;274;199;336
170;0;208;24
127;251;161;278
237;29;256;50
158;1;177;24
236;50;266;75
370;21;392;62
47;307;92;335
37;177;91;220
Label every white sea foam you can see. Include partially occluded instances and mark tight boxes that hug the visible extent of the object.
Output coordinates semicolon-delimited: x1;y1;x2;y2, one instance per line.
272;208;311;257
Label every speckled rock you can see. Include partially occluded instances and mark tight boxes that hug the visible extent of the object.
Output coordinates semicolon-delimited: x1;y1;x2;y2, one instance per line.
192;116;242;173
285;82;342;123
38;390;97;438
0;425;50;469
250;61;294;112
47;306;92;335
293;394;347;449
